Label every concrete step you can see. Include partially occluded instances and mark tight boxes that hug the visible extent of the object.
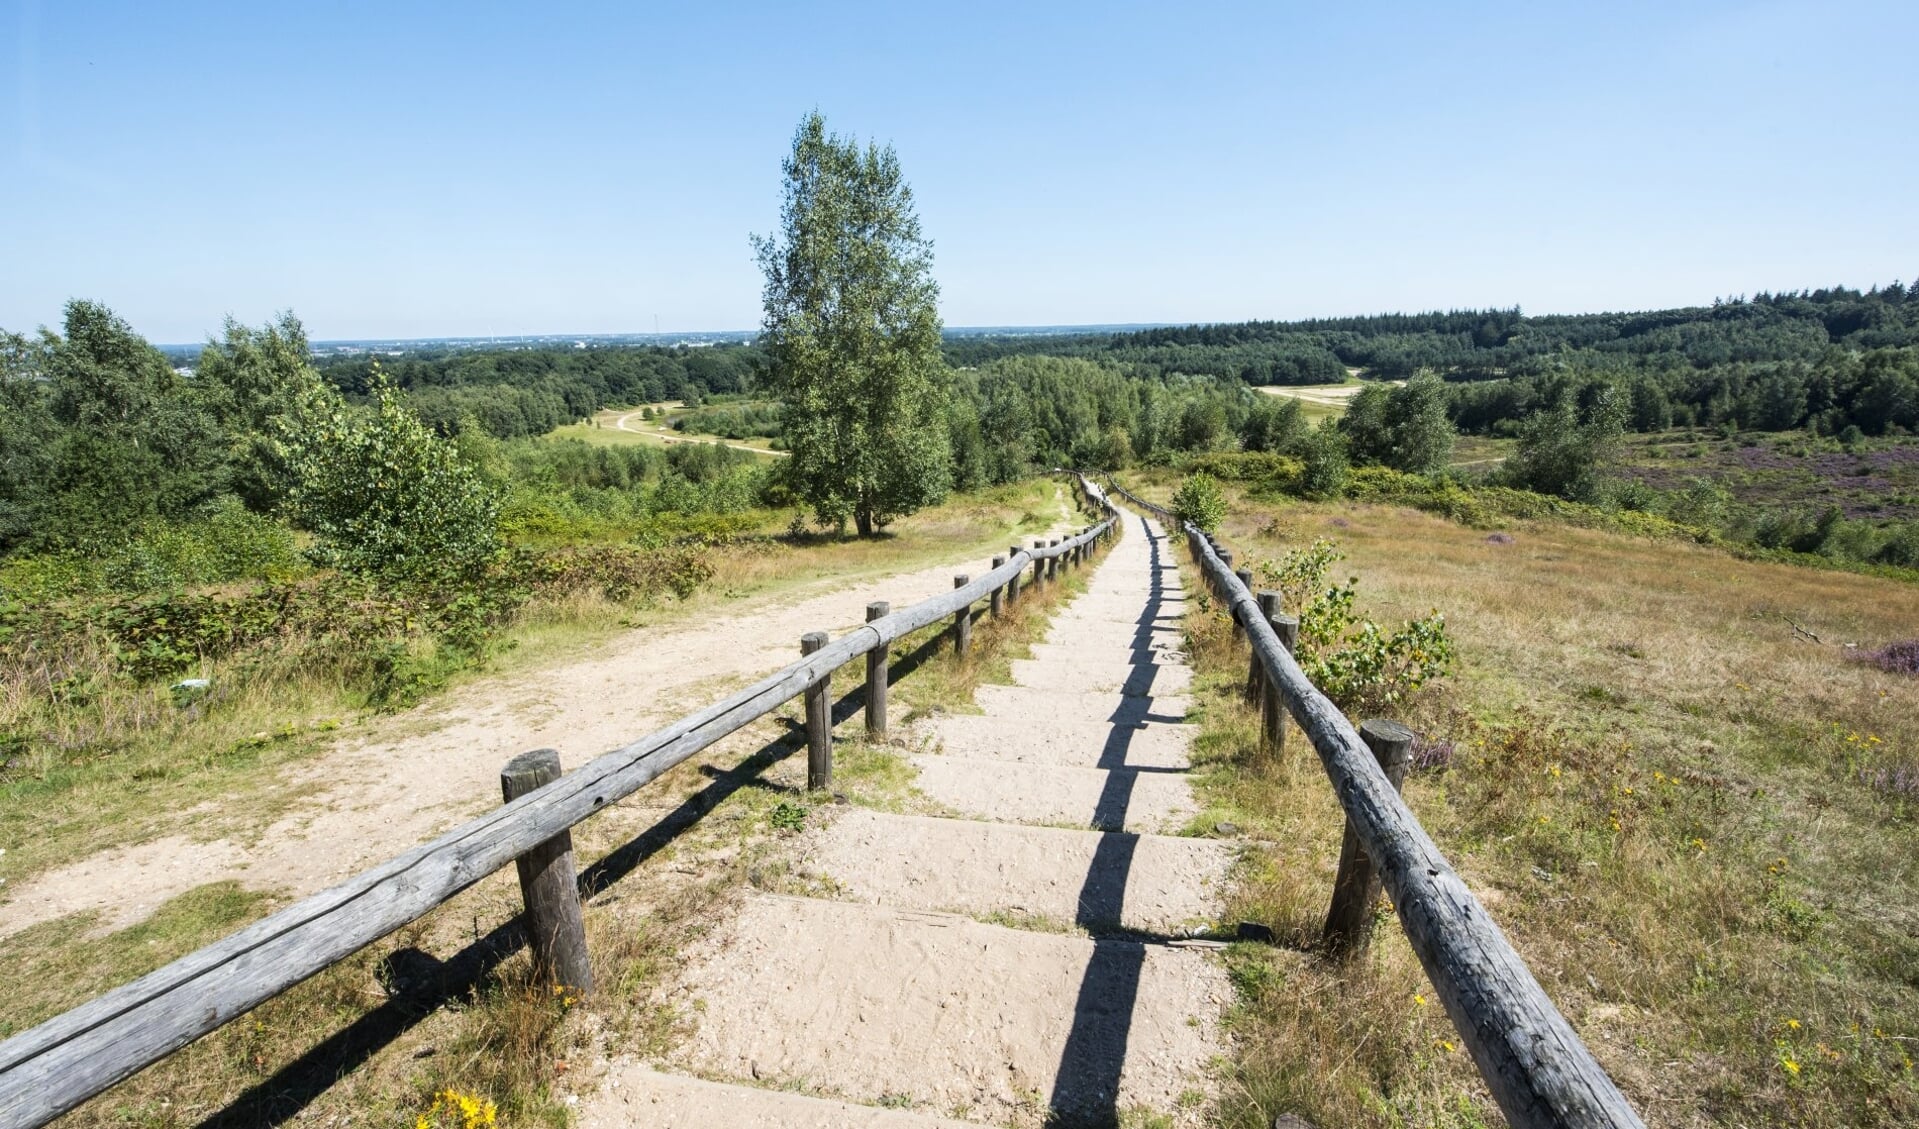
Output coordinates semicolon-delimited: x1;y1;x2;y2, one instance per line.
971;684;1191;725
671;895;1228;1128
1007;658;1191;698
919;712;1192;770
582;1066;988;1128
804;809;1233;935
910;754;1198;833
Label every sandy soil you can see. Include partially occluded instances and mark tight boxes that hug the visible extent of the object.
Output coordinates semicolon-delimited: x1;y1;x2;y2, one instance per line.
0;503;1075;940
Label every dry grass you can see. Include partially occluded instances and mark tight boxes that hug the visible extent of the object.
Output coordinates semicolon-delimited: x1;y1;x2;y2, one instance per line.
7;481;1102;1128
1164;478;1919;1127
0;480;1067;894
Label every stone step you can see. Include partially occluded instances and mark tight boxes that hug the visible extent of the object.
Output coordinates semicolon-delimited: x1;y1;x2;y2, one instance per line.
972;684;1191;725
1027;638;1184;662
910;754;1198;833
803;809;1232;935
919;712;1192;770
671;895;1227;1128
582;1065;988;1128
1007;658;1191;698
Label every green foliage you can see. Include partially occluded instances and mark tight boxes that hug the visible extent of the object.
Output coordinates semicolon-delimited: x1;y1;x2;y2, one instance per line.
1255;539;1453;710
755;112;951;536
1170;473;1227;533
1339;373;1455;474
1298;420;1351;499
1503;387;1627;501
277;373;503;579
12;302;230;552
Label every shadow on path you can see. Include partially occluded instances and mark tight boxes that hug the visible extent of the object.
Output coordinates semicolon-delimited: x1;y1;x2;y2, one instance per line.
194;732;805;1128
1046;510;1188;1127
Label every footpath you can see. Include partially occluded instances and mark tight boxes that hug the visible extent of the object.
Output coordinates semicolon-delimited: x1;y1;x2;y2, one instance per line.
585;505;1234;1128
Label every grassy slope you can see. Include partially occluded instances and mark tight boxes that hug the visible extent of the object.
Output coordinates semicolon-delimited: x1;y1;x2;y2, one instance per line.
1132;470;1918;1127
4;482;1103;1129
550;404;783;455
0;481;1067;916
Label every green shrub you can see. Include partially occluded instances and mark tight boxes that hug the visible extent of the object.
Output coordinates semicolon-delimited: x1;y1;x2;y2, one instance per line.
1255;539;1453;711
1171;473;1228;533
278;376;502;579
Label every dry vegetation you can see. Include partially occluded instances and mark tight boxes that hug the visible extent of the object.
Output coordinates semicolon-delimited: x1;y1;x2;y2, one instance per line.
1135;468;1919;1127
0;481;1103;1129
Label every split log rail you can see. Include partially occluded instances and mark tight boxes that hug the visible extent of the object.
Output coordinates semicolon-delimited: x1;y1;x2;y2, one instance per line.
0;478;1120;1129
1108;480;1644;1129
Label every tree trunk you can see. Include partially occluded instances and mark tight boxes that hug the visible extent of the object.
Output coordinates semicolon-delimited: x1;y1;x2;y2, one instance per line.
855;506;875;537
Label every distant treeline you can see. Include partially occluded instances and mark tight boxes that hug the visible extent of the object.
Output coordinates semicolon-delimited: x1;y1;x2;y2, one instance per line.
313;344;766;438
944;282;1919;391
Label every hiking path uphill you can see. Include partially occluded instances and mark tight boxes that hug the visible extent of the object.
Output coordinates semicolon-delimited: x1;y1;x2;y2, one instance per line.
585;504;1236;1129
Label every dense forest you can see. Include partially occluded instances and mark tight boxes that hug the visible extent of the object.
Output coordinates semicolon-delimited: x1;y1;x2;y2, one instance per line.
312;344;765;438
944;284;1919;426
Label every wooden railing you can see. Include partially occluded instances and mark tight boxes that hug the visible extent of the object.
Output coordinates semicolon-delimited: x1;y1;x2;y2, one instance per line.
0;478;1120;1129
1109;481;1644;1129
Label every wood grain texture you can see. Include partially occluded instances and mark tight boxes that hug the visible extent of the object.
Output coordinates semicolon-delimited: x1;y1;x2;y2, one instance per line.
500;750;594;994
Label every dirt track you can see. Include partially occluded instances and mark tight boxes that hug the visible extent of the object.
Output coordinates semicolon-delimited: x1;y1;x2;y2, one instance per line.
0;502;1075;940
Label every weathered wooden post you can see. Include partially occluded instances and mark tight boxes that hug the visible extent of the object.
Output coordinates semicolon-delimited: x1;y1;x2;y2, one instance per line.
1246;590;1280;703
1032;541;1046;587
801;631;831;790
989;557;1006;617
1216;548;1235;600
499;750;594;994
1322;719;1416;958
952;576;972;655
864;603;888;740
1264;613;1298;755
1232;567;1254;641
1007;546;1023;605
1048;539;1061;580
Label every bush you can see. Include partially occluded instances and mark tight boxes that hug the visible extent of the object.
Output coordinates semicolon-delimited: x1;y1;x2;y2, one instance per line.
1171;473;1228;533
279;376;503;579
1255;539;1453;711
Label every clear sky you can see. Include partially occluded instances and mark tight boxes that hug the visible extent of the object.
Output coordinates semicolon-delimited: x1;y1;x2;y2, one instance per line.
5;0;1916;343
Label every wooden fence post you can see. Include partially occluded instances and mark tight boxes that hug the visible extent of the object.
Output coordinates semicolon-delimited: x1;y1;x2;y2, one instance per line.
1032;541;1046;587
864;603;888;740
953;576;972;655
1246;590;1280;703
1048;539;1061;580
1263;613;1298;756
801;631;831;790
1007;546;1022;605
499;750;594;995
1217;548;1235;599
1232;567;1254;641
990;558;1006;617
1322;719;1417;959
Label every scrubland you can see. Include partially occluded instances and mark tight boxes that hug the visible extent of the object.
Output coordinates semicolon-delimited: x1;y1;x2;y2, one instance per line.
1136;468;1919;1127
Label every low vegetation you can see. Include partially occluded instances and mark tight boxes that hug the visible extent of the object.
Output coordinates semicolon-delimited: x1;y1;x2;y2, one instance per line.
1130;468;1919;1128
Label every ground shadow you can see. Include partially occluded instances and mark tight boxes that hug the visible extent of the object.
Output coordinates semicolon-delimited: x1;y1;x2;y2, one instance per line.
1046;510;1186;1127
194;730;806;1128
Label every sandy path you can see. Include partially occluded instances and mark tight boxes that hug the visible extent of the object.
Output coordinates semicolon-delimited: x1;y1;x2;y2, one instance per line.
614;409;786;457
586;504;1233;1127
0;498;1077;940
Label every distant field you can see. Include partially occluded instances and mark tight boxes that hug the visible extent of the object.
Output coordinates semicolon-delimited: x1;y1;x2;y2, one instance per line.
1256;379;1401;425
547;404;784;457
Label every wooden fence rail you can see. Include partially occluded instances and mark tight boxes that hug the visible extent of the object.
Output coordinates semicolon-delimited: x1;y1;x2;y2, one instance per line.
1108;481;1644;1129
0;478;1119;1129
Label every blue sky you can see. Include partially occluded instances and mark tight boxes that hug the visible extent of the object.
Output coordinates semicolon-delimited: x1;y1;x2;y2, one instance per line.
4;0;1915;343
